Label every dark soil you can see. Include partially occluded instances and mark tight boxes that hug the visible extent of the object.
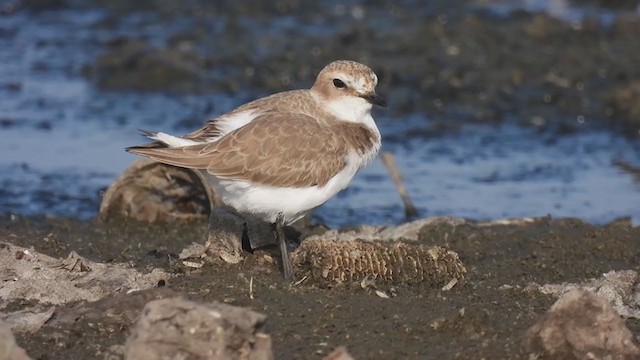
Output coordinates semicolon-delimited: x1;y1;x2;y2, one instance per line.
2;215;639;359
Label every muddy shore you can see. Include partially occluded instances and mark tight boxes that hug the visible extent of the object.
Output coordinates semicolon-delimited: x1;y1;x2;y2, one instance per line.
2;215;640;359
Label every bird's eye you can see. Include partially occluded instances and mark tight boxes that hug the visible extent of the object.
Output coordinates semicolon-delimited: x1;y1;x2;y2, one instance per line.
333;79;346;88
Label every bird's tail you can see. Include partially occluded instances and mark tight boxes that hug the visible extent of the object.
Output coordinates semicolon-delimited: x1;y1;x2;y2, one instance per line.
125;129;166;153
137;128;160;140
127;128;203;150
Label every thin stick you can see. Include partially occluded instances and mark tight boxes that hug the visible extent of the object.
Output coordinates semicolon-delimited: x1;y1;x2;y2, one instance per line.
381;152;418;218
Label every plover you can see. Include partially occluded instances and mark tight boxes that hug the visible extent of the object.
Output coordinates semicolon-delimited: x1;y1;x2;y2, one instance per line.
126;60;386;280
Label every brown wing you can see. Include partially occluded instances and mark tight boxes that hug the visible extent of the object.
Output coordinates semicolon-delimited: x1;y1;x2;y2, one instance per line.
127;113;348;188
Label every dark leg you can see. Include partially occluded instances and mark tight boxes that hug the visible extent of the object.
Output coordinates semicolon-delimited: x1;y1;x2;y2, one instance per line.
275;213;295;281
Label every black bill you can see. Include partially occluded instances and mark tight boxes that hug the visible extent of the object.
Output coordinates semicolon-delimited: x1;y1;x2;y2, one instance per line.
361;93;387;107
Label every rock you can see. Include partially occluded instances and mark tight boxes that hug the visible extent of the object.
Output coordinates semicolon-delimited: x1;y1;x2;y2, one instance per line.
0;318;31;360
531;270;640;319
124;298;273;360
525;289;640;359
99;159;220;223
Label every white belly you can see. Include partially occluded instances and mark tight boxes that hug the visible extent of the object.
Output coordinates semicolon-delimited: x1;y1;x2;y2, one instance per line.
204;163;360;224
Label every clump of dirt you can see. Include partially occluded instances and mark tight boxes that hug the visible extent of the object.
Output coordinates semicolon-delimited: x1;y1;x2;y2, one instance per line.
2;215;640;359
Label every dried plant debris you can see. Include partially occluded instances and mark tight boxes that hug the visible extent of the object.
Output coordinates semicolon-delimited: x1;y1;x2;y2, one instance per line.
99;159;221;223
0;242;170;310
309;217;463;243
292;238;466;286
310;216;540;243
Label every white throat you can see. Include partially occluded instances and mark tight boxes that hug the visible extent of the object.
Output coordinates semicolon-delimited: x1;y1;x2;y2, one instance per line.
323;96;373;124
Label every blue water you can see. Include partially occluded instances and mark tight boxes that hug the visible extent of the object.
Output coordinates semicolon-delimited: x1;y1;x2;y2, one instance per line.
1;4;639;227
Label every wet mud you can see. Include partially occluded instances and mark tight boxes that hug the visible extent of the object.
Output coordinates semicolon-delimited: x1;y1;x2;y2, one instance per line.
2;215;639;359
